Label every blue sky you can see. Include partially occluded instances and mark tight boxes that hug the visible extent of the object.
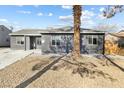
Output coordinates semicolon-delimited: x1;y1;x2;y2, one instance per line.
0;5;124;32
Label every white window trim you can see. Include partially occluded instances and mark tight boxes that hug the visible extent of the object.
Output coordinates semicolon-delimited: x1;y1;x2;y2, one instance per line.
88;35;98;46
51;36;61;46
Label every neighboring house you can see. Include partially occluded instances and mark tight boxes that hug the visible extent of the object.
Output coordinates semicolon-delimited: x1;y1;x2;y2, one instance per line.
0;25;12;47
105;31;124;55
9;27;105;54
106;31;124;48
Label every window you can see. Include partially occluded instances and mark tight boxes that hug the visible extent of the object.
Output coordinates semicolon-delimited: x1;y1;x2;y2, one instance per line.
21;41;24;44
37;38;41;45
52;40;55;45
51;39;61;46
51;36;62;46
88;35;98;45
93;38;97;44
6;38;9;42
56;40;60;46
88;37;92;44
1;27;4;31
16;37;24;45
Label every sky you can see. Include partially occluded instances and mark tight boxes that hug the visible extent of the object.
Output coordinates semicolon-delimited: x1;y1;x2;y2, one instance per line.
0;5;124;32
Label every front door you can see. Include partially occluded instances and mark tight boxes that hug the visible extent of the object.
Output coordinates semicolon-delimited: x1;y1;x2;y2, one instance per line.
30;37;36;49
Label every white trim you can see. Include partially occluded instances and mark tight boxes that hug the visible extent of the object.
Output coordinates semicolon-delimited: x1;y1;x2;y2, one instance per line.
88;35;98;46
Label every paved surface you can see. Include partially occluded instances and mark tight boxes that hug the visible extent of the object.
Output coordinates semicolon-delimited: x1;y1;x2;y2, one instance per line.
0;48;33;70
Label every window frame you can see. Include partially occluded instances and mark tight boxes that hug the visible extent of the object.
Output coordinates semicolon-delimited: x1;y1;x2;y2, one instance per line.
88;35;98;45
51;40;56;46
51;35;62;46
37;37;42;45
16;37;24;45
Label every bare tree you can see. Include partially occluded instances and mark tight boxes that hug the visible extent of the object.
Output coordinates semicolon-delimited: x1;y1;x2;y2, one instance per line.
73;5;82;58
102;5;124;18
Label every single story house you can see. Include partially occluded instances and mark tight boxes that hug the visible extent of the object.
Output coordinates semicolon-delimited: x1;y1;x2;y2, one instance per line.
0;25;12;47
105;31;124;55
9;27;105;54
105;31;124;48
110;31;124;48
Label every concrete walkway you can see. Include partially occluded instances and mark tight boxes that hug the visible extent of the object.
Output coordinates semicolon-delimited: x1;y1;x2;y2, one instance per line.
0;49;33;70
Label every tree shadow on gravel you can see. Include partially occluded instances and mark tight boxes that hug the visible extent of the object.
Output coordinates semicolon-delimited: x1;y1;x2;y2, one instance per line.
15;55;66;88
103;55;124;72
51;56;117;82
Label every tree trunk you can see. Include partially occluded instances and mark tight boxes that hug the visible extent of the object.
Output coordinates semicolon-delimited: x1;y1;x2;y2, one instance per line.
73;5;82;58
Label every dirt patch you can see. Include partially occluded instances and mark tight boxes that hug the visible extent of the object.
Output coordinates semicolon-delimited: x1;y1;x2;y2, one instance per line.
32;56;57;71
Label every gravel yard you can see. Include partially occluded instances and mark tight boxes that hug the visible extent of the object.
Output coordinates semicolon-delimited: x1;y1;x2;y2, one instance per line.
0;53;124;88
27;54;124;88
0;54;59;87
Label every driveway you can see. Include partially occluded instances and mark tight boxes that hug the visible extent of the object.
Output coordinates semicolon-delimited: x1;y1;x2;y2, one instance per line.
0;48;33;70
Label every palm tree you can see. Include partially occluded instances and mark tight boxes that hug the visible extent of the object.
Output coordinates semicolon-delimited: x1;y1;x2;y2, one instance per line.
73;5;82;58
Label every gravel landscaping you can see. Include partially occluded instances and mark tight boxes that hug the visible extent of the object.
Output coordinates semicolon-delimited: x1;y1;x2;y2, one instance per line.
0;54;59;88
27;54;124;88
0;53;124;88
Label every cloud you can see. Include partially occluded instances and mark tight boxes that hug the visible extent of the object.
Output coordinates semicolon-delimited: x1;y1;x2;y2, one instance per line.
94;23;120;32
59;10;96;27
37;12;43;16
91;8;94;10
16;5;23;7
0;18;23;31
59;15;73;22
59;10;95;21
0;19;8;23
48;13;53;16
59;10;95;22
99;7;105;12
61;5;72;9
34;5;39;8
82;20;95;25
98;14;106;19
82;10;95;18
17;10;31;14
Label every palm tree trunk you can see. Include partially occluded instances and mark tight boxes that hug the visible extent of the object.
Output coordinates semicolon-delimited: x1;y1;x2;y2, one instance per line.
73;5;82;58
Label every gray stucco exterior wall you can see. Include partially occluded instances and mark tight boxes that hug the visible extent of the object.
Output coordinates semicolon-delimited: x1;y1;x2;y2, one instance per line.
25;36;30;50
41;34;52;53
10;36;25;50
10;33;105;54
41;33;104;54
10;35;42;50
35;36;42;49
